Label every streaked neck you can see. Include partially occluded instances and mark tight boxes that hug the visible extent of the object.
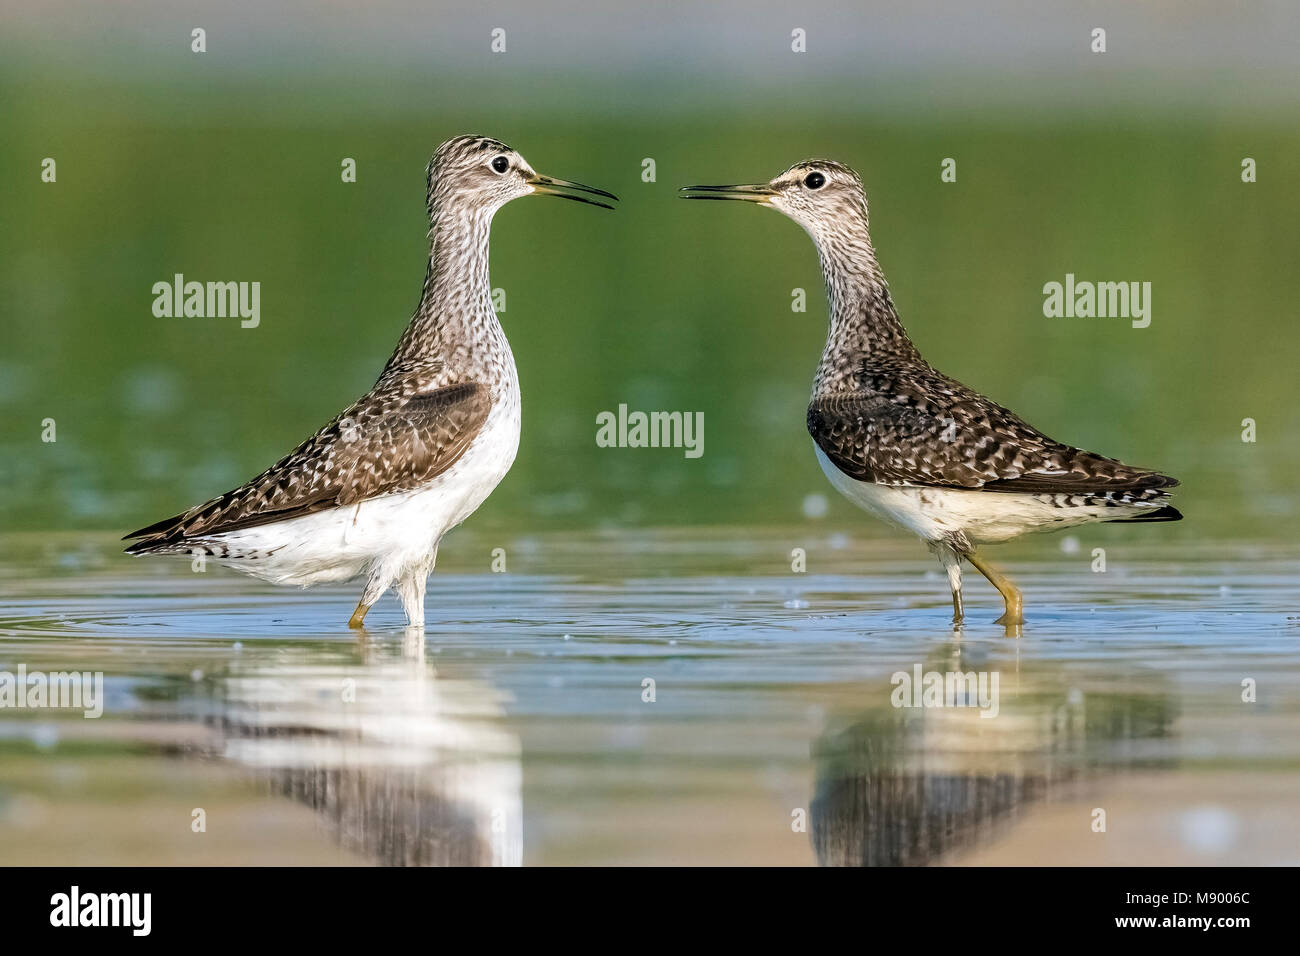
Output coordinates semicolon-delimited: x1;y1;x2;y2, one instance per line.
811;211;917;396
387;205;507;377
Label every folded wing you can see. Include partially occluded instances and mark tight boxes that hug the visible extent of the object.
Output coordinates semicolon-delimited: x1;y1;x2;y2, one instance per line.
125;381;493;550
807;368;1177;495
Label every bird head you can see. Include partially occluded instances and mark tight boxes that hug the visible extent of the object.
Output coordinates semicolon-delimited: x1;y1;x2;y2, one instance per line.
426;135;617;221
680;159;868;242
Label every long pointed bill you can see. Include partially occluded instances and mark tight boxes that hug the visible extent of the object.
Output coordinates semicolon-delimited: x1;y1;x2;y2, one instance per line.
678;183;776;203
528;174;618;210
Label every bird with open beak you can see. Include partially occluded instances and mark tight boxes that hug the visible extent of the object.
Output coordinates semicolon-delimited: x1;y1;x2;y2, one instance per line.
682;160;1180;631
126;135;618;630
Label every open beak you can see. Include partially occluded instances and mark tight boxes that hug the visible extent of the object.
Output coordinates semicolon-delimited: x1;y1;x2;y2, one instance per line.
528;174;618;210
678;183;776;204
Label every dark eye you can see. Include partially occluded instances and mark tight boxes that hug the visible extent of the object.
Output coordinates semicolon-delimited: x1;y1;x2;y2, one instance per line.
491;156;509;173
804;172;826;189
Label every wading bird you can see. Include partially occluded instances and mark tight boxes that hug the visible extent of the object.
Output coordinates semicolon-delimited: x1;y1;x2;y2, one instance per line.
126;135;616;628
682;161;1179;628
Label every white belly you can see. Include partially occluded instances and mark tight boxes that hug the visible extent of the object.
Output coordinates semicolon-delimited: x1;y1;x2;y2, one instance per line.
814;444;1126;545
211;393;521;587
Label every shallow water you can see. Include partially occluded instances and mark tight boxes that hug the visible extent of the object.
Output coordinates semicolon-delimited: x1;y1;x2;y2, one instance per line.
1;526;1296;865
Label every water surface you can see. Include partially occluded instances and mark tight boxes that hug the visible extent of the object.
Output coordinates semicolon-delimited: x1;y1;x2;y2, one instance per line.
2;527;1295;865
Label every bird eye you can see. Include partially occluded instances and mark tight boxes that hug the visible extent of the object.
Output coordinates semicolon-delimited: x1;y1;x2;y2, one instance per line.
803;172;826;189
491;156;509;174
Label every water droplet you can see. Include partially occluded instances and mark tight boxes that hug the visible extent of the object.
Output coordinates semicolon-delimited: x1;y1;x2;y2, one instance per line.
1178;806;1239;853
801;493;828;520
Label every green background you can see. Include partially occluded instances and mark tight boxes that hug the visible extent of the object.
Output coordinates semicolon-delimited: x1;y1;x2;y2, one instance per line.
2;13;1296;542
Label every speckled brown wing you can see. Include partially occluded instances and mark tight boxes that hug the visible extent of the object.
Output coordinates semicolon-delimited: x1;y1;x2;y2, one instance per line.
125;381;492;548
807;365;1178;494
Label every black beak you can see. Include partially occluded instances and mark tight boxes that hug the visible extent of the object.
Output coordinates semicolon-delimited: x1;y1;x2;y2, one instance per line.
678;183;776;203
528;174;619;210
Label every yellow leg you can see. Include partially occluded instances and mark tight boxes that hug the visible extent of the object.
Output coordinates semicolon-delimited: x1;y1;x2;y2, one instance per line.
967;553;1024;626
348;599;370;629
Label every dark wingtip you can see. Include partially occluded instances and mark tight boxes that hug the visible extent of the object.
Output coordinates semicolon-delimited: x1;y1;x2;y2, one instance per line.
123;510;189;541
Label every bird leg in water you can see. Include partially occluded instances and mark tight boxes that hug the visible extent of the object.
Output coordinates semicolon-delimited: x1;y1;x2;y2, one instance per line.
968;553;1024;626
348;570;391;629
348;599;370;629
935;544;965;626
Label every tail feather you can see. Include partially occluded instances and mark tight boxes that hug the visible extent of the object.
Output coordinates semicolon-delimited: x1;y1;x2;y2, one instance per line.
124;535;187;555
1107;505;1183;524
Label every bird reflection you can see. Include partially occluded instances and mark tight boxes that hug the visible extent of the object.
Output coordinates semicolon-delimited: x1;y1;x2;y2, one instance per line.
810;641;1175;866
212;629;522;866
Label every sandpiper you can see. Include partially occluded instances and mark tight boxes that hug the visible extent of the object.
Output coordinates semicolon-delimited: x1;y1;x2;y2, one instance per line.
682;160;1180;627
126;135;616;628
